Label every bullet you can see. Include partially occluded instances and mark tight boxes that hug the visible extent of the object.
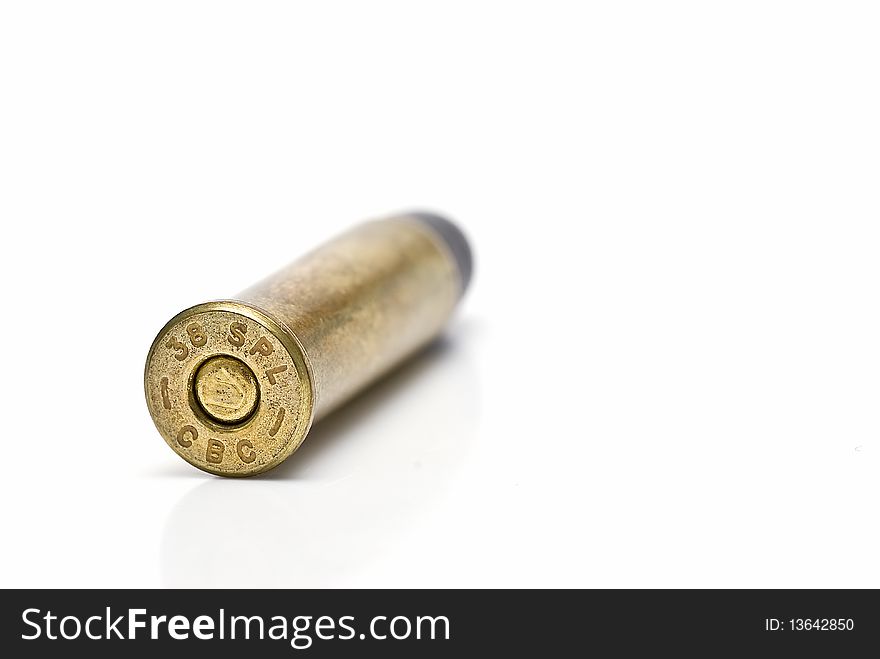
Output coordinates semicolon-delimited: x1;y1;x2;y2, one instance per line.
144;212;472;476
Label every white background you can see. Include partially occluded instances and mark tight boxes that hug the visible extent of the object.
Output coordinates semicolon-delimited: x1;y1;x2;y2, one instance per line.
1;2;878;588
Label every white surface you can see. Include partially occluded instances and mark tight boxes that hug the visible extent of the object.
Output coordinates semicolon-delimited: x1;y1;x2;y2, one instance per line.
1;1;879;588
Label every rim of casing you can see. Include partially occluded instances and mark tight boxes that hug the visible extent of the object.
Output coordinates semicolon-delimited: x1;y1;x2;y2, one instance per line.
144;300;316;477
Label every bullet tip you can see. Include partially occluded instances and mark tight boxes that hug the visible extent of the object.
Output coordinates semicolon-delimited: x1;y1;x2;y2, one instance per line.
410;211;473;296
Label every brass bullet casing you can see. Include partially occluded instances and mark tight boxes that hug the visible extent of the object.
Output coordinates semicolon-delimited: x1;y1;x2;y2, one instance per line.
144;213;473;477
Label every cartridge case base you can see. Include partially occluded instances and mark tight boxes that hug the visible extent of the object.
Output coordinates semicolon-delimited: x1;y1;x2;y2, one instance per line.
144;301;314;476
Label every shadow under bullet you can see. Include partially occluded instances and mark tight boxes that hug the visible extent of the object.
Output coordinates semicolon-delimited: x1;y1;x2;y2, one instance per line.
160;318;482;587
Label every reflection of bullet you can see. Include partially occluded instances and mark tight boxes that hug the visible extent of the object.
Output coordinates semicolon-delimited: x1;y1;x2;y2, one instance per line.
145;213;473;477
161;332;480;587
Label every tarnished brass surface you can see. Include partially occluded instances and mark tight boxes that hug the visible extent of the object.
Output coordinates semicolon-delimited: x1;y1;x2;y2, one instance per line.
145;214;469;476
